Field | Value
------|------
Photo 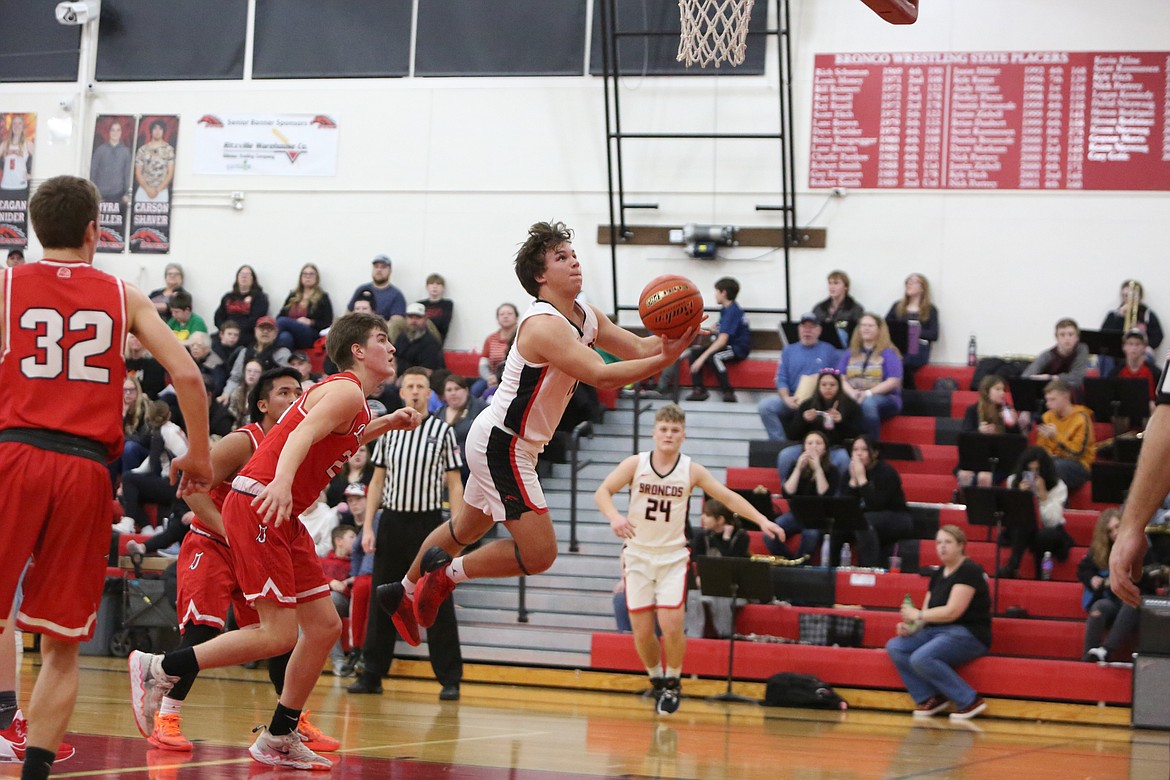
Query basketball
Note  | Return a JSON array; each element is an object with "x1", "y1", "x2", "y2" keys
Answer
[{"x1": 638, "y1": 274, "x2": 703, "y2": 340}]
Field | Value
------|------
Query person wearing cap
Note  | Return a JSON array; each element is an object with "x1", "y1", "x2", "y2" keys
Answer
[
  {"x1": 219, "y1": 315, "x2": 291, "y2": 404},
  {"x1": 392, "y1": 302, "x2": 445, "y2": 374},
  {"x1": 348, "y1": 255, "x2": 406, "y2": 323},
  {"x1": 757, "y1": 313, "x2": 842, "y2": 440},
  {"x1": 1112, "y1": 328, "x2": 1158, "y2": 415},
  {"x1": 288, "y1": 350, "x2": 322, "y2": 389},
  {"x1": 5, "y1": 248, "x2": 24, "y2": 267}
]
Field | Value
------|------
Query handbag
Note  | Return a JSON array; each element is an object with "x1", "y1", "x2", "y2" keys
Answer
[{"x1": 798, "y1": 613, "x2": 864, "y2": 648}]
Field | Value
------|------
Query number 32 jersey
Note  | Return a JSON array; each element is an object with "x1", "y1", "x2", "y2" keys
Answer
[
  {"x1": 625, "y1": 451, "x2": 694, "y2": 552},
  {"x1": 1, "y1": 261, "x2": 128, "y2": 457}
]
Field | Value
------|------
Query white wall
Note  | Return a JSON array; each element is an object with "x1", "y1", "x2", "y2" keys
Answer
[{"x1": 6, "y1": 0, "x2": 1169, "y2": 362}]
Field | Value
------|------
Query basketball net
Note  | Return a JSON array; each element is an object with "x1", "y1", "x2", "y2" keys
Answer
[{"x1": 676, "y1": 0, "x2": 756, "y2": 68}]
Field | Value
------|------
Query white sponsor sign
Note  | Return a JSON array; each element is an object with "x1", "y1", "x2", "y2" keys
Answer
[{"x1": 192, "y1": 113, "x2": 339, "y2": 176}]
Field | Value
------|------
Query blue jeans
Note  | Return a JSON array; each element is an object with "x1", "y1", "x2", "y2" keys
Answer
[
  {"x1": 777, "y1": 445, "x2": 850, "y2": 485},
  {"x1": 770, "y1": 511, "x2": 820, "y2": 559},
  {"x1": 275, "y1": 317, "x2": 320, "y2": 349},
  {"x1": 860, "y1": 393, "x2": 901, "y2": 441},
  {"x1": 885, "y1": 624, "x2": 988, "y2": 708},
  {"x1": 758, "y1": 395, "x2": 797, "y2": 441},
  {"x1": 1054, "y1": 458, "x2": 1089, "y2": 492}
]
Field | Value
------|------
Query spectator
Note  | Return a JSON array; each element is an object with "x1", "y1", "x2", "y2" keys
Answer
[
  {"x1": 840, "y1": 436, "x2": 913, "y2": 568},
  {"x1": 438, "y1": 374, "x2": 488, "y2": 485},
  {"x1": 812, "y1": 269, "x2": 865, "y2": 347},
  {"x1": 886, "y1": 525, "x2": 991, "y2": 721},
  {"x1": 758, "y1": 313, "x2": 841, "y2": 439},
  {"x1": 276, "y1": 262, "x2": 333, "y2": 350},
  {"x1": 1079, "y1": 508, "x2": 1146, "y2": 662},
  {"x1": 1036, "y1": 378, "x2": 1095, "y2": 492},
  {"x1": 117, "y1": 374, "x2": 152, "y2": 477},
  {"x1": 473, "y1": 303, "x2": 518, "y2": 398},
  {"x1": 166, "y1": 290, "x2": 207, "y2": 343},
  {"x1": 120, "y1": 401, "x2": 189, "y2": 531},
  {"x1": 685, "y1": 499, "x2": 751, "y2": 639},
  {"x1": 288, "y1": 350, "x2": 321, "y2": 391},
  {"x1": 839, "y1": 312, "x2": 904, "y2": 441},
  {"x1": 214, "y1": 264, "x2": 269, "y2": 347},
  {"x1": 148, "y1": 262, "x2": 187, "y2": 318},
  {"x1": 6, "y1": 247, "x2": 25, "y2": 267},
  {"x1": 186, "y1": 332, "x2": 226, "y2": 398},
  {"x1": 1022, "y1": 318, "x2": 1089, "y2": 389},
  {"x1": 325, "y1": 444, "x2": 375, "y2": 519},
  {"x1": 957, "y1": 375, "x2": 1020, "y2": 487},
  {"x1": 777, "y1": 368, "x2": 860, "y2": 478},
  {"x1": 351, "y1": 289, "x2": 376, "y2": 315},
  {"x1": 346, "y1": 501, "x2": 377, "y2": 667},
  {"x1": 348, "y1": 254, "x2": 405, "y2": 324},
  {"x1": 211, "y1": 319, "x2": 242, "y2": 366},
  {"x1": 420, "y1": 272, "x2": 454, "y2": 343},
  {"x1": 769, "y1": 430, "x2": 840, "y2": 560},
  {"x1": 1102, "y1": 279, "x2": 1162, "y2": 350},
  {"x1": 885, "y1": 273, "x2": 939, "y2": 390},
  {"x1": 674, "y1": 277, "x2": 751, "y2": 403},
  {"x1": 999, "y1": 446, "x2": 1073, "y2": 579},
  {"x1": 226, "y1": 358, "x2": 263, "y2": 427},
  {"x1": 299, "y1": 491, "x2": 341, "y2": 558},
  {"x1": 321, "y1": 526, "x2": 357, "y2": 677},
  {"x1": 220, "y1": 316, "x2": 291, "y2": 402},
  {"x1": 1112, "y1": 328, "x2": 1158, "y2": 410},
  {"x1": 125, "y1": 331, "x2": 167, "y2": 399},
  {"x1": 393, "y1": 303, "x2": 446, "y2": 373}
]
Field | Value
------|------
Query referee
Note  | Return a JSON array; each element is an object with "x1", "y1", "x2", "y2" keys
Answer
[{"x1": 347, "y1": 367, "x2": 465, "y2": 699}]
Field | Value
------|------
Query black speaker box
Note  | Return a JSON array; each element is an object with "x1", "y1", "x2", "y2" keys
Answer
[
  {"x1": 1138, "y1": 596, "x2": 1170, "y2": 655},
  {"x1": 1132, "y1": 654, "x2": 1170, "y2": 729}
]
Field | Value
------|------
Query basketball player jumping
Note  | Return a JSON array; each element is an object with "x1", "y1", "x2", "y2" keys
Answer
[
  {"x1": 596, "y1": 402, "x2": 783, "y2": 714},
  {"x1": 378, "y1": 220, "x2": 696, "y2": 646},
  {"x1": 0, "y1": 175, "x2": 212, "y2": 780},
  {"x1": 129, "y1": 312, "x2": 420, "y2": 771}
]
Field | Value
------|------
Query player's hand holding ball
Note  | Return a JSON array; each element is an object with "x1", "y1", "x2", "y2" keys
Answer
[{"x1": 639, "y1": 274, "x2": 704, "y2": 361}]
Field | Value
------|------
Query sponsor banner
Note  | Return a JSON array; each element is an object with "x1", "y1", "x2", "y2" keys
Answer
[
  {"x1": 90, "y1": 114, "x2": 135, "y2": 253},
  {"x1": 192, "y1": 113, "x2": 339, "y2": 176},
  {"x1": 130, "y1": 115, "x2": 179, "y2": 254},
  {"x1": 0, "y1": 112, "x2": 36, "y2": 251}
]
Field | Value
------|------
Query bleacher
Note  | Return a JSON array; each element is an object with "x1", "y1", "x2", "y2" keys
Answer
[{"x1": 587, "y1": 361, "x2": 1137, "y2": 716}]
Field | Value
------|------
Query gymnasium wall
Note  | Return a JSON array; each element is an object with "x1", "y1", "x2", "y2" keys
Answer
[{"x1": 4, "y1": 0, "x2": 1168, "y2": 362}]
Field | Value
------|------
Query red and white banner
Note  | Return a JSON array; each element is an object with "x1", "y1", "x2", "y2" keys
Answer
[
  {"x1": 129, "y1": 115, "x2": 179, "y2": 253},
  {"x1": 810, "y1": 51, "x2": 1170, "y2": 191},
  {"x1": 0, "y1": 112, "x2": 36, "y2": 250}
]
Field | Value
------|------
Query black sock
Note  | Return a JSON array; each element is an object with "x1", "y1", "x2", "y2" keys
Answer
[
  {"x1": 160, "y1": 646, "x2": 200, "y2": 678},
  {"x1": 268, "y1": 650, "x2": 292, "y2": 697},
  {"x1": 0, "y1": 689, "x2": 17, "y2": 730},
  {"x1": 21, "y1": 747, "x2": 54, "y2": 780},
  {"x1": 167, "y1": 624, "x2": 219, "y2": 700},
  {"x1": 269, "y1": 703, "x2": 300, "y2": 737}
]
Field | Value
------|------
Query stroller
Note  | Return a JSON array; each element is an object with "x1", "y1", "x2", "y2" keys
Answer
[{"x1": 108, "y1": 550, "x2": 179, "y2": 657}]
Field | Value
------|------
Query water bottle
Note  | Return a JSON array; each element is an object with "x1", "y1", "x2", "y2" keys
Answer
[
  {"x1": 840, "y1": 542, "x2": 852, "y2": 569},
  {"x1": 902, "y1": 593, "x2": 922, "y2": 634},
  {"x1": 820, "y1": 533, "x2": 831, "y2": 567},
  {"x1": 1041, "y1": 551, "x2": 1054, "y2": 581},
  {"x1": 967, "y1": 334, "x2": 978, "y2": 367}
]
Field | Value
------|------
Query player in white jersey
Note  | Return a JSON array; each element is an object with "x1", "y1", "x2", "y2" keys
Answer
[
  {"x1": 595, "y1": 403, "x2": 784, "y2": 714},
  {"x1": 379, "y1": 221, "x2": 696, "y2": 644}
]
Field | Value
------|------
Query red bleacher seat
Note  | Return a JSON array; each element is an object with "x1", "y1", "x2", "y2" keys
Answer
[
  {"x1": 916, "y1": 365, "x2": 975, "y2": 390},
  {"x1": 898, "y1": 473, "x2": 957, "y2": 503},
  {"x1": 833, "y1": 569, "x2": 1085, "y2": 619},
  {"x1": 949, "y1": 390, "x2": 980, "y2": 418},
  {"x1": 938, "y1": 506, "x2": 1100, "y2": 547},
  {"x1": 917, "y1": 539, "x2": 1084, "y2": 581},
  {"x1": 724, "y1": 360, "x2": 777, "y2": 391},
  {"x1": 880, "y1": 416, "x2": 936, "y2": 445},
  {"x1": 444, "y1": 351, "x2": 481, "y2": 379}
]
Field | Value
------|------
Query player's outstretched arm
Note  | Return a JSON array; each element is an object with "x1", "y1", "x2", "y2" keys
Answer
[
  {"x1": 595, "y1": 455, "x2": 639, "y2": 539},
  {"x1": 181, "y1": 429, "x2": 257, "y2": 538},
  {"x1": 254, "y1": 380, "x2": 365, "y2": 528},
  {"x1": 126, "y1": 283, "x2": 211, "y2": 495},
  {"x1": 527, "y1": 314, "x2": 695, "y2": 390},
  {"x1": 358, "y1": 406, "x2": 422, "y2": 445},
  {"x1": 1111, "y1": 404, "x2": 1170, "y2": 605},
  {"x1": 692, "y1": 463, "x2": 786, "y2": 542}
]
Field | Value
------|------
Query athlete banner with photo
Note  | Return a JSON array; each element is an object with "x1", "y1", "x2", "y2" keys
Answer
[
  {"x1": 0, "y1": 112, "x2": 36, "y2": 251},
  {"x1": 192, "y1": 113, "x2": 339, "y2": 176},
  {"x1": 90, "y1": 114, "x2": 135, "y2": 253},
  {"x1": 129, "y1": 115, "x2": 178, "y2": 253}
]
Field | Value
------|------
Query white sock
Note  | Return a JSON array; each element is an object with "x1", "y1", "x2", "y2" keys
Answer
[
  {"x1": 647, "y1": 664, "x2": 664, "y2": 679},
  {"x1": 665, "y1": 666, "x2": 681, "y2": 680},
  {"x1": 402, "y1": 576, "x2": 416, "y2": 598},
  {"x1": 159, "y1": 697, "x2": 182, "y2": 717},
  {"x1": 446, "y1": 556, "x2": 469, "y2": 584}
]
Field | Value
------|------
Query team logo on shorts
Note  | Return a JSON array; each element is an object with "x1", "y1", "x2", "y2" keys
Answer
[
  {"x1": 189, "y1": 551, "x2": 204, "y2": 570},
  {"x1": 256, "y1": 524, "x2": 268, "y2": 544}
]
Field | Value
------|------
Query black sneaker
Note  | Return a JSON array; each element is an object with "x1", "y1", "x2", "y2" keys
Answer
[
  {"x1": 685, "y1": 389, "x2": 710, "y2": 402},
  {"x1": 722, "y1": 391, "x2": 737, "y2": 403},
  {"x1": 656, "y1": 677, "x2": 681, "y2": 715},
  {"x1": 346, "y1": 674, "x2": 383, "y2": 695}
]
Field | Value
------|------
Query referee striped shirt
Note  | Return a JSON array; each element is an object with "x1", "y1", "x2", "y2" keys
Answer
[{"x1": 371, "y1": 414, "x2": 462, "y2": 512}]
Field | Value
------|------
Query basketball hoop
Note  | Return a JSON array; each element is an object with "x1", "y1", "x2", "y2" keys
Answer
[{"x1": 676, "y1": 0, "x2": 756, "y2": 69}]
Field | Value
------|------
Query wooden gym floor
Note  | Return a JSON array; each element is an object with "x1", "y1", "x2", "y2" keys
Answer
[{"x1": 6, "y1": 655, "x2": 1169, "y2": 779}]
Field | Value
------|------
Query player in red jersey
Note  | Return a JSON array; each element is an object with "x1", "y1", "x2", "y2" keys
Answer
[
  {"x1": 0, "y1": 175, "x2": 212, "y2": 780},
  {"x1": 139, "y1": 366, "x2": 337, "y2": 753},
  {"x1": 129, "y1": 312, "x2": 419, "y2": 771}
]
